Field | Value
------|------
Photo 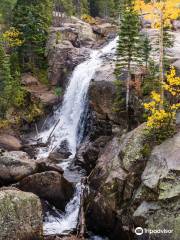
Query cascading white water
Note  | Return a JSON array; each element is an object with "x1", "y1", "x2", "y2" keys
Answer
[{"x1": 38, "y1": 37, "x2": 118, "y2": 237}]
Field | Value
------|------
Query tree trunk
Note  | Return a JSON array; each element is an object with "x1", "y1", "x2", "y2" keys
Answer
[
  {"x1": 159, "y1": 7, "x2": 165, "y2": 108},
  {"x1": 126, "y1": 62, "x2": 131, "y2": 113}
]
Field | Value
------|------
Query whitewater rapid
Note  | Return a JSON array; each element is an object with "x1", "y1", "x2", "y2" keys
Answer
[{"x1": 37, "y1": 37, "x2": 118, "y2": 236}]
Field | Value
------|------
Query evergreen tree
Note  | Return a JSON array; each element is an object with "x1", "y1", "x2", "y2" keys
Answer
[
  {"x1": 13, "y1": 0, "x2": 53, "y2": 72},
  {"x1": 0, "y1": 0, "x2": 17, "y2": 25},
  {"x1": 54, "y1": 0, "x2": 75, "y2": 16},
  {"x1": 0, "y1": 43, "x2": 12, "y2": 117},
  {"x1": 97, "y1": 0, "x2": 115, "y2": 18},
  {"x1": 141, "y1": 34, "x2": 151, "y2": 70},
  {"x1": 116, "y1": 1, "x2": 142, "y2": 113},
  {"x1": 89, "y1": 0, "x2": 116, "y2": 18},
  {"x1": 0, "y1": 42, "x2": 25, "y2": 118}
]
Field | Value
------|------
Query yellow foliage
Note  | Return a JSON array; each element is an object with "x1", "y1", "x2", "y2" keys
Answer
[
  {"x1": 144, "y1": 66, "x2": 180, "y2": 131},
  {"x1": 81, "y1": 14, "x2": 96, "y2": 24},
  {"x1": 0, "y1": 119, "x2": 10, "y2": 129},
  {"x1": 164, "y1": 66, "x2": 180, "y2": 96},
  {"x1": 135, "y1": 0, "x2": 180, "y2": 28},
  {"x1": 2, "y1": 27, "x2": 23, "y2": 47}
]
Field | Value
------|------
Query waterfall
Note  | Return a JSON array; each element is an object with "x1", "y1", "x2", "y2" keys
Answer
[{"x1": 37, "y1": 37, "x2": 118, "y2": 236}]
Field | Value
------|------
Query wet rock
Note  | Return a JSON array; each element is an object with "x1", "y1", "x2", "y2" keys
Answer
[
  {"x1": 0, "y1": 134, "x2": 22, "y2": 151},
  {"x1": 89, "y1": 115, "x2": 112, "y2": 141},
  {"x1": 48, "y1": 151, "x2": 69, "y2": 163},
  {"x1": 17, "y1": 171, "x2": 74, "y2": 211},
  {"x1": 36, "y1": 160, "x2": 64, "y2": 174},
  {"x1": 57, "y1": 140, "x2": 72, "y2": 158},
  {"x1": 0, "y1": 188, "x2": 43, "y2": 240},
  {"x1": 45, "y1": 235, "x2": 80, "y2": 240},
  {"x1": 0, "y1": 151, "x2": 37, "y2": 184},
  {"x1": 77, "y1": 136, "x2": 111, "y2": 173},
  {"x1": 85, "y1": 193, "x2": 126, "y2": 239}
]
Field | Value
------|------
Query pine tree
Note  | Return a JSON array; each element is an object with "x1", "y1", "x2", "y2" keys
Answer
[
  {"x1": 89, "y1": 0, "x2": 116, "y2": 18},
  {"x1": 97, "y1": 0, "x2": 115, "y2": 18},
  {"x1": 141, "y1": 34, "x2": 151, "y2": 70},
  {"x1": 116, "y1": 1, "x2": 142, "y2": 113},
  {"x1": 0, "y1": 0, "x2": 17, "y2": 25},
  {"x1": 54, "y1": 0, "x2": 75, "y2": 16},
  {"x1": 13, "y1": 0, "x2": 53, "y2": 72}
]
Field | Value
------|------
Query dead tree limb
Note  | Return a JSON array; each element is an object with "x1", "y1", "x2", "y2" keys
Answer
[{"x1": 76, "y1": 177, "x2": 88, "y2": 239}]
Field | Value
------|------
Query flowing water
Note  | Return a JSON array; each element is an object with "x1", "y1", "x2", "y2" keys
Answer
[{"x1": 36, "y1": 37, "x2": 118, "y2": 237}]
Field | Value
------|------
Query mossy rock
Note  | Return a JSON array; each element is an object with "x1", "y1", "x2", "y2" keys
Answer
[{"x1": 0, "y1": 189, "x2": 43, "y2": 240}]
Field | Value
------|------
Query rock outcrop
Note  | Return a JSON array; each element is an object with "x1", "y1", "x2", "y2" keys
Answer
[
  {"x1": 47, "y1": 16, "x2": 117, "y2": 88},
  {"x1": 89, "y1": 62, "x2": 118, "y2": 122},
  {"x1": 22, "y1": 74, "x2": 58, "y2": 108},
  {"x1": 0, "y1": 188, "x2": 43, "y2": 240},
  {"x1": 85, "y1": 126, "x2": 180, "y2": 240}
]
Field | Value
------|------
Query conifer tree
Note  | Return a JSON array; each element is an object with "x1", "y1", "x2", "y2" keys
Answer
[
  {"x1": 116, "y1": 0, "x2": 142, "y2": 113},
  {"x1": 141, "y1": 34, "x2": 151, "y2": 70},
  {"x1": 13, "y1": 0, "x2": 53, "y2": 72},
  {"x1": 54, "y1": 0, "x2": 75, "y2": 16}
]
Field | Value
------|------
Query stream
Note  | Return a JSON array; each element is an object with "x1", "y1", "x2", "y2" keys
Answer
[{"x1": 35, "y1": 37, "x2": 118, "y2": 238}]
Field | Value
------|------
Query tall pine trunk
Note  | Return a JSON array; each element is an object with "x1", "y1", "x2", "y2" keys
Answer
[
  {"x1": 126, "y1": 61, "x2": 131, "y2": 112},
  {"x1": 159, "y1": 7, "x2": 164, "y2": 108}
]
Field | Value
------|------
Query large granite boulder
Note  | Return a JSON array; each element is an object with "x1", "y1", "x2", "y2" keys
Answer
[
  {"x1": 65, "y1": 16, "x2": 97, "y2": 46},
  {"x1": 142, "y1": 132, "x2": 180, "y2": 197},
  {"x1": 0, "y1": 188, "x2": 43, "y2": 240},
  {"x1": 0, "y1": 151, "x2": 37, "y2": 184},
  {"x1": 17, "y1": 171, "x2": 74, "y2": 211},
  {"x1": 0, "y1": 134, "x2": 22, "y2": 151},
  {"x1": 0, "y1": 150, "x2": 65, "y2": 185}
]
